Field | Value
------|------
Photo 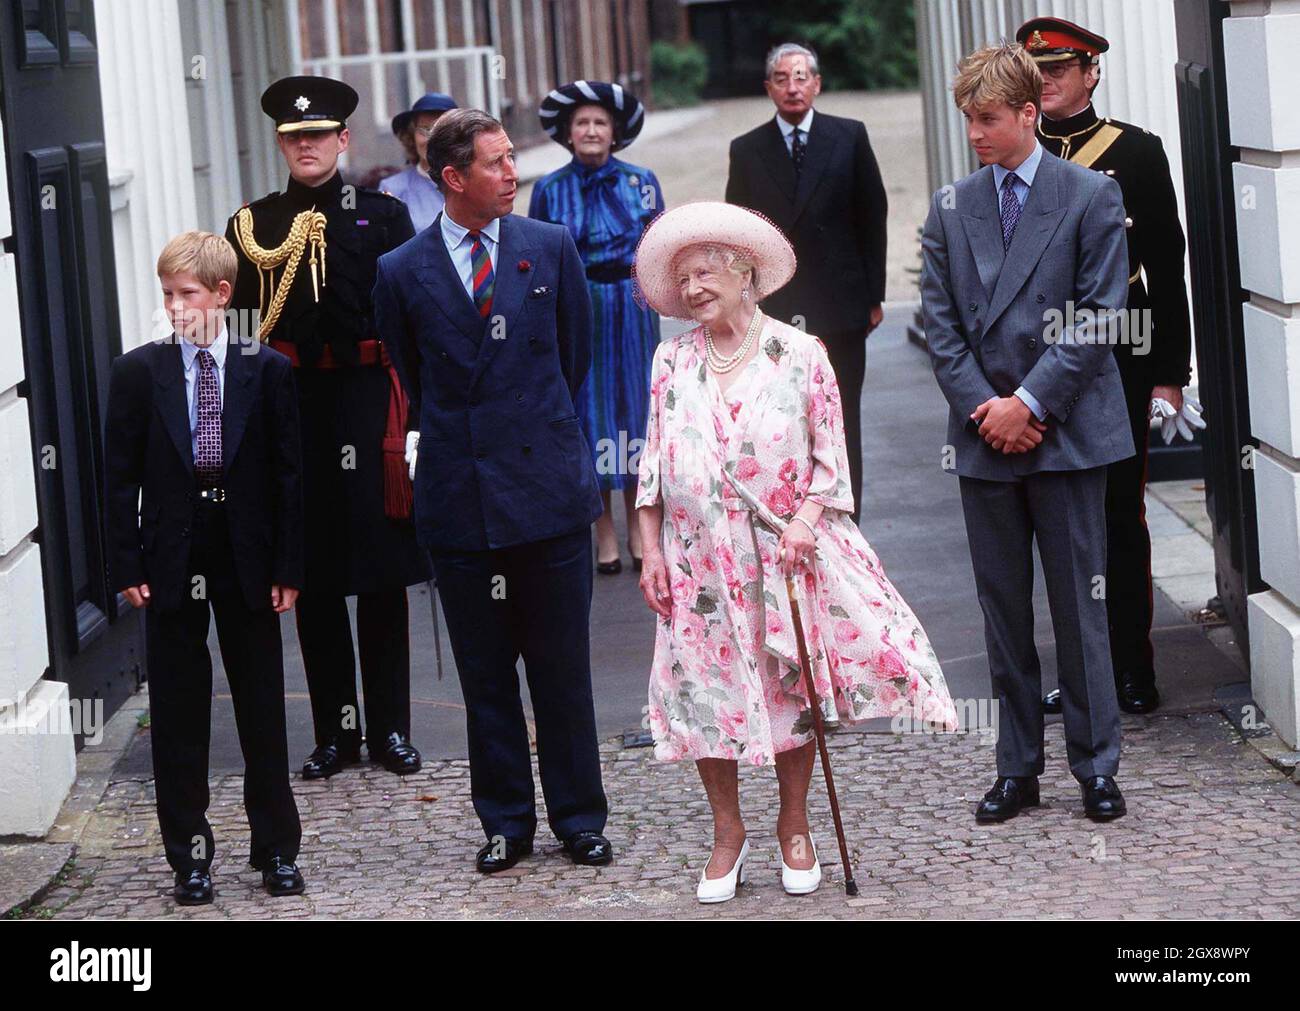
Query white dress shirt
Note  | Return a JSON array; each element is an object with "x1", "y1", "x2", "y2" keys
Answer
[
  {"x1": 775, "y1": 108, "x2": 815, "y2": 156},
  {"x1": 179, "y1": 327, "x2": 228, "y2": 460},
  {"x1": 440, "y1": 209, "x2": 500, "y2": 303}
]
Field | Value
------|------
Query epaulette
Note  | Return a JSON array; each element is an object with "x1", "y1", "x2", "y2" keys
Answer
[{"x1": 1103, "y1": 116, "x2": 1151, "y2": 137}]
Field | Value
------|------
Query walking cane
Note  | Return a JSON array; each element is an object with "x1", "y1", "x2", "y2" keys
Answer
[
  {"x1": 723, "y1": 467, "x2": 859, "y2": 895},
  {"x1": 782, "y1": 561, "x2": 859, "y2": 897}
]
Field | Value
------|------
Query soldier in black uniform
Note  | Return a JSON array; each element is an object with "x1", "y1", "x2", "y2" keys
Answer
[
  {"x1": 1016, "y1": 19, "x2": 1194, "y2": 715},
  {"x1": 225, "y1": 76, "x2": 430, "y2": 777}
]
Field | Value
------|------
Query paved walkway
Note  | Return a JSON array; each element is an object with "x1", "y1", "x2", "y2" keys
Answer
[{"x1": 31, "y1": 711, "x2": 1300, "y2": 919}]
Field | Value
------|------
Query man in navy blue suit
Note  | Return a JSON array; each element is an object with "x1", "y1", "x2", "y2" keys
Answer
[{"x1": 374, "y1": 108, "x2": 612, "y2": 873}]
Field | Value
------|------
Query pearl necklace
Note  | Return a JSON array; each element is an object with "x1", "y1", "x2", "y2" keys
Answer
[{"x1": 705, "y1": 307, "x2": 763, "y2": 374}]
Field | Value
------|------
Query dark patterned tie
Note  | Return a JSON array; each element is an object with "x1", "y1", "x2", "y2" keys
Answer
[
  {"x1": 468, "y1": 230, "x2": 495, "y2": 318},
  {"x1": 791, "y1": 127, "x2": 806, "y2": 179},
  {"x1": 194, "y1": 349, "x2": 222, "y2": 485},
  {"x1": 1000, "y1": 173, "x2": 1022, "y2": 250}
]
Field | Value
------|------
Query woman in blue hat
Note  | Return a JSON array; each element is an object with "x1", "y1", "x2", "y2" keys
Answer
[
  {"x1": 529, "y1": 81, "x2": 664, "y2": 574},
  {"x1": 381, "y1": 93, "x2": 458, "y2": 231}
]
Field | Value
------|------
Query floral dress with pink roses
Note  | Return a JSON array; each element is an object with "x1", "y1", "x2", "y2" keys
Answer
[{"x1": 636, "y1": 316, "x2": 959, "y2": 766}]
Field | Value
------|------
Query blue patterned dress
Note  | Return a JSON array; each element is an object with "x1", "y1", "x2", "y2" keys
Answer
[{"x1": 529, "y1": 156, "x2": 664, "y2": 491}]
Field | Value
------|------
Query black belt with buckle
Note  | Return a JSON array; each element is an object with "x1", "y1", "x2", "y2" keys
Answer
[{"x1": 197, "y1": 487, "x2": 226, "y2": 503}]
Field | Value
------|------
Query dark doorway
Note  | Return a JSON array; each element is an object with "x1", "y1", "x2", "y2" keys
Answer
[
  {"x1": 1173, "y1": 0, "x2": 1262, "y2": 648},
  {"x1": 0, "y1": 0, "x2": 144, "y2": 743}
]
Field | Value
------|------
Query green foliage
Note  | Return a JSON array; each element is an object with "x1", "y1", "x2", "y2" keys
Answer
[
  {"x1": 764, "y1": 0, "x2": 918, "y2": 91},
  {"x1": 651, "y1": 39, "x2": 709, "y2": 108}
]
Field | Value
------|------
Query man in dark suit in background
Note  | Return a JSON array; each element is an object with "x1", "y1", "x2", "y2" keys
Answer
[
  {"x1": 725, "y1": 42, "x2": 889, "y2": 523},
  {"x1": 374, "y1": 108, "x2": 612, "y2": 874}
]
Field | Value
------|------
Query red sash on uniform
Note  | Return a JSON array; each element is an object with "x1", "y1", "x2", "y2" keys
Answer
[{"x1": 269, "y1": 338, "x2": 413, "y2": 521}]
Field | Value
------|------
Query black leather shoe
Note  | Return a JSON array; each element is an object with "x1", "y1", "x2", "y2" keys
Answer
[
  {"x1": 374, "y1": 732, "x2": 422, "y2": 775},
  {"x1": 596, "y1": 557, "x2": 622, "y2": 575},
  {"x1": 1082, "y1": 776, "x2": 1127, "y2": 820},
  {"x1": 173, "y1": 868, "x2": 213, "y2": 906},
  {"x1": 476, "y1": 837, "x2": 533, "y2": 873},
  {"x1": 1116, "y1": 672, "x2": 1160, "y2": 714},
  {"x1": 261, "y1": 855, "x2": 306, "y2": 896},
  {"x1": 563, "y1": 831, "x2": 613, "y2": 866},
  {"x1": 975, "y1": 776, "x2": 1040, "y2": 823},
  {"x1": 1042, "y1": 688, "x2": 1062, "y2": 714},
  {"x1": 302, "y1": 739, "x2": 360, "y2": 780}
]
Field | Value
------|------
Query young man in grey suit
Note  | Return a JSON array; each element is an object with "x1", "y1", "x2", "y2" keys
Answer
[{"x1": 920, "y1": 43, "x2": 1134, "y2": 822}]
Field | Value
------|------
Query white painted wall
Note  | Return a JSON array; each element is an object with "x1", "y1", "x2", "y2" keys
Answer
[{"x1": 1229, "y1": 1, "x2": 1300, "y2": 748}]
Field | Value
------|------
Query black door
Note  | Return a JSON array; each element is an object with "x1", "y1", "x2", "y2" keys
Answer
[
  {"x1": 0, "y1": 0, "x2": 143, "y2": 740},
  {"x1": 1173, "y1": 0, "x2": 1262, "y2": 648}
]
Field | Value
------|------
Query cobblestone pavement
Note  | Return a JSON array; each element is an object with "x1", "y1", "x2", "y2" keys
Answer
[{"x1": 30, "y1": 711, "x2": 1300, "y2": 920}]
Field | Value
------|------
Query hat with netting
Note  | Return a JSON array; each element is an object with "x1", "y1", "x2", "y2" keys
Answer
[{"x1": 632, "y1": 201, "x2": 797, "y2": 320}]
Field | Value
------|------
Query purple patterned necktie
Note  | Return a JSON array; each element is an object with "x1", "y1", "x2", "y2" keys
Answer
[
  {"x1": 194, "y1": 348, "x2": 222, "y2": 485},
  {"x1": 791, "y1": 127, "x2": 806, "y2": 178},
  {"x1": 1000, "y1": 173, "x2": 1022, "y2": 250}
]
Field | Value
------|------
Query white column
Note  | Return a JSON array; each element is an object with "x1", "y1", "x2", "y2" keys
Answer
[
  {"x1": 0, "y1": 103, "x2": 74, "y2": 837},
  {"x1": 95, "y1": 0, "x2": 199, "y2": 350},
  {"x1": 1226, "y1": 2, "x2": 1300, "y2": 748}
]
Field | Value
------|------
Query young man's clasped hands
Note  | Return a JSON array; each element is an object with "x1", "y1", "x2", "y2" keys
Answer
[{"x1": 971, "y1": 394, "x2": 1049, "y2": 453}]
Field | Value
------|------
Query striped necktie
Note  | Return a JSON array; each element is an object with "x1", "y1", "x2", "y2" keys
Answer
[{"x1": 468, "y1": 229, "x2": 495, "y2": 318}]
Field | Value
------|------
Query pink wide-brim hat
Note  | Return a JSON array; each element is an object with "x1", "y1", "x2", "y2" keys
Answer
[{"x1": 632, "y1": 201, "x2": 797, "y2": 320}]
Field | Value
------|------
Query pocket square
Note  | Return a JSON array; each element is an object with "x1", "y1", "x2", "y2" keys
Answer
[{"x1": 529, "y1": 285, "x2": 552, "y2": 298}]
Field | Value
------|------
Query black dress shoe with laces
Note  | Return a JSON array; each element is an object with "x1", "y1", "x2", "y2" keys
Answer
[
  {"x1": 373, "y1": 731, "x2": 422, "y2": 775},
  {"x1": 563, "y1": 831, "x2": 613, "y2": 866},
  {"x1": 173, "y1": 868, "x2": 213, "y2": 906},
  {"x1": 261, "y1": 855, "x2": 306, "y2": 896},
  {"x1": 302, "y1": 739, "x2": 360, "y2": 780},
  {"x1": 975, "y1": 776, "x2": 1040, "y2": 823},
  {"x1": 476, "y1": 837, "x2": 533, "y2": 873},
  {"x1": 1116, "y1": 672, "x2": 1160, "y2": 714},
  {"x1": 1042, "y1": 688, "x2": 1062, "y2": 714},
  {"x1": 1081, "y1": 776, "x2": 1127, "y2": 820}
]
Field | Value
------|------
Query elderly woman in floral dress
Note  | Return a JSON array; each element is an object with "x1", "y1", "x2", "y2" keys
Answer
[{"x1": 633, "y1": 202, "x2": 958, "y2": 903}]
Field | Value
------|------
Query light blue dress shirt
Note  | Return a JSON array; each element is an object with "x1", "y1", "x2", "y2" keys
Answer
[
  {"x1": 380, "y1": 163, "x2": 445, "y2": 233},
  {"x1": 439, "y1": 210, "x2": 500, "y2": 304},
  {"x1": 775, "y1": 108, "x2": 815, "y2": 156},
  {"x1": 991, "y1": 141, "x2": 1048, "y2": 422},
  {"x1": 178, "y1": 328, "x2": 228, "y2": 460}
]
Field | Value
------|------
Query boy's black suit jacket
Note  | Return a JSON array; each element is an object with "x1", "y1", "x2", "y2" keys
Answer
[{"x1": 104, "y1": 330, "x2": 304, "y2": 612}]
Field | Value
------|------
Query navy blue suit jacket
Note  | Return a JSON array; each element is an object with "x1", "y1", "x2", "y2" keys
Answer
[{"x1": 374, "y1": 212, "x2": 602, "y2": 551}]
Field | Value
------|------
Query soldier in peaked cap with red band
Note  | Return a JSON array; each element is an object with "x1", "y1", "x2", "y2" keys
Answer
[
  {"x1": 1017, "y1": 18, "x2": 1194, "y2": 717},
  {"x1": 225, "y1": 75, "x2": 431, "y2": 781}
]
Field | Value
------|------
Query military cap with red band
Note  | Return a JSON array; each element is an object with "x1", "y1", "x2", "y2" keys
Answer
[{"x1": 1016, "y1": 17, "x2": 1109, "y2": 63}]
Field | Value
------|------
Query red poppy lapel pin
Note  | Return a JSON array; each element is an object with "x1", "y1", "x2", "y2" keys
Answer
[{"x1": 518, "y1": 259, "x2": 531, "y2": 272}]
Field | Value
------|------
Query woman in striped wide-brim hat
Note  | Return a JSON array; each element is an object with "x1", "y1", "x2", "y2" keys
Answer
[{"x1": 530, "y1": 81, "x2": 664, "y2": 576}]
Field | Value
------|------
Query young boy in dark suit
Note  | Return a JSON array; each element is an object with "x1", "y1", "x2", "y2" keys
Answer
[{"x1": 105, "y1": 231, "x2": 307, "y2": 905}]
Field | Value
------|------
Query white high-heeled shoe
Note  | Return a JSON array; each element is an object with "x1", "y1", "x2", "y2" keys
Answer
[
  {"x1": 781, "y1": 834, "x2": 821, "y2": 895},
  {"x1": 697, "y1": 839, "x2": 749, "y2": 904}
]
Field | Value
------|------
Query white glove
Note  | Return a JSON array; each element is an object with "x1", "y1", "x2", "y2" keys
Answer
[
  {"x1": 404, "y1": 430, "x2": 419, "y2": 482},
  {"x1": 1150, "y1": 396, "x2": 1205, "y2": 445}
]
